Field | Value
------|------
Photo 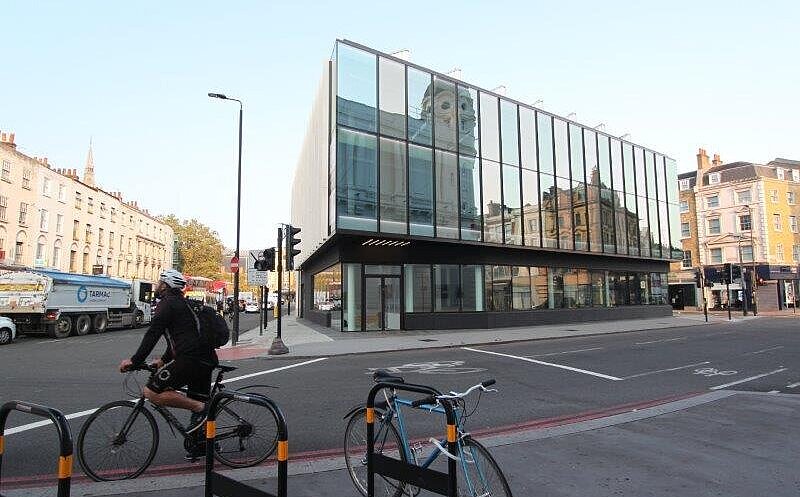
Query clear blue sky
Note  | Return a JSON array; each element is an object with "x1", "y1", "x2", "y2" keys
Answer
[{"x1": 3, "y1": 1, "x2": 797, "y2": 248}]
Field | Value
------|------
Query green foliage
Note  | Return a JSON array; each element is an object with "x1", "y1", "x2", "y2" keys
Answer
[{"x1": 159, "y1": 215, "x2": 223, "y2": 280}]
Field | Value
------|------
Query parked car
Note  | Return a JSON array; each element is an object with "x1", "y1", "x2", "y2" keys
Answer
[
  {"x1": 244, "y1": 302, "x2": 259, "y2": 313},
  {"x1": 0, "y1": 316, "x2": 17, "y2": 345}
]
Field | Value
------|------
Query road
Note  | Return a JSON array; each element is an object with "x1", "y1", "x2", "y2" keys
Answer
[{"x1": 0, "y1": 316, "x2": 797, "y2": 487}]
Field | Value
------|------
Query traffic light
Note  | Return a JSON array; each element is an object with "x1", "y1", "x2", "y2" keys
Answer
[
  {"x1": 285, "y1": 225, "x2": 301, "y2": 270},
  {"x1": 255, "y1": 248, "x2": 275, "y2": 271},
  {"x1": 731, "y1": 265, "x2": 742, "y2": 282},
  {"x1": 722, "y1": 263, "x2": 732, "y2": 284},
  {"x1": 694, "y1": 269, "x2": 702, "y2": 288}
]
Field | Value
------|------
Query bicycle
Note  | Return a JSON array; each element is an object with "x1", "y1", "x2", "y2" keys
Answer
[
  {"x1": 343, "y1": 370, "x2": 512, "y2": 497},
  {"x1": 77, "y1": 363, "x2": 279, "y2": 481}
]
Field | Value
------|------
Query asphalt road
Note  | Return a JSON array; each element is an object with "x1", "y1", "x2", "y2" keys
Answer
[{"x1": 1, "y1": 316, "x2": 797, "y2": 486}]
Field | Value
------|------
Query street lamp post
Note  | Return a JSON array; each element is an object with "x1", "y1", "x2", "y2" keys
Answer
[
  {"x1": 744, "y1": 205, "x2": 758, "y2": 316},
  {"x1": 208, "y1": 92, "x2": 243, "y2": 345}
]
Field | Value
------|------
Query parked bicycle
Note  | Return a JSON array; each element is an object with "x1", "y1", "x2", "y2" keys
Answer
[
  {"x1": 344, "y1": 370, "x2": 512, "y2": 497},
  {"x1": 77, "y1": 363, "x2": 279, "y2": 481}
]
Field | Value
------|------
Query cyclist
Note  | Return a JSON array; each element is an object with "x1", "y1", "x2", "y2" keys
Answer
[{"x1": 118, "y1": 268, "x2": 218, "y2": 458}]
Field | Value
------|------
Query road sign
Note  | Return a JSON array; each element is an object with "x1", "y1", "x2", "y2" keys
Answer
[
  {"x1": 247, "y1": 250, "x2": 264, "y2": 271},
  {"x1": 230, "y1": 256, "x2": 239, "y2": 272},
  {"x1": 247, "y1": 269, "x2": 269, "y2": 286}
]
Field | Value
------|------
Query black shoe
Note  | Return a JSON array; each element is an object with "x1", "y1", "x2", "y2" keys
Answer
[
  {"x1": 187, "y1": 405, "x2": 209, "y2": 433},
  {"x1": 184, "y1": 442, "x2": 207, "y2": 461}
]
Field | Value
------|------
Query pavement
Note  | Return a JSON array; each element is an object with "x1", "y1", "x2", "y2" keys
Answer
[
  {"x1": 5, "y1": 312, "x2": 799, "y2": 496},
  {"x1": 8, "y1": 389, "x2": 798, "y2": 497}
]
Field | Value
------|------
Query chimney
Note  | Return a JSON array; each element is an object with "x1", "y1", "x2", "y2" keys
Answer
[
  {"x1": 696, "y1": 148, "x2": 710, "y2": 170},
  {"x1": 1, "y1": 133, "x2": 6, "y2": 142},
  {"x1": 712, "y1": 153, "x2": 722, "y2": 168}
]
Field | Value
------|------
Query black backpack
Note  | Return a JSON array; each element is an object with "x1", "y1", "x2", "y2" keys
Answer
[{"x1": 186, "y1": 301, "x2": 231, "y2": 348}]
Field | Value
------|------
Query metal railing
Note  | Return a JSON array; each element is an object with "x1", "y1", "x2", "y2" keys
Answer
[{"x1": 0, "y1": 400, "x2": 74, "y2": 497}]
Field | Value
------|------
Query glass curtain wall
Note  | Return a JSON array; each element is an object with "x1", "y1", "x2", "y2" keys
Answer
[{"x1": 332, "y1": 42, "x2": 678, "y2": 261}]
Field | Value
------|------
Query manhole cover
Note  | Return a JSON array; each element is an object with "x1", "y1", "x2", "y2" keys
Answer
[{"x1": 418, "y1": 338, "x2": 438, "y2": 342}]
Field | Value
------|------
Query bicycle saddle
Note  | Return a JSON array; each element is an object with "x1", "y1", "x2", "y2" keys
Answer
[
  {"x1": 215, "y1": 365, "x2": 237, "y2": 373},
  {"x1": 373, "y1": 369, "x2": 404, "y2": 383}
]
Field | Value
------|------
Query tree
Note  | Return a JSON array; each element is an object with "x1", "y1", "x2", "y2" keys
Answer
[{"x1": 160, "y1": 215, "x2": 224, "y2": 280}]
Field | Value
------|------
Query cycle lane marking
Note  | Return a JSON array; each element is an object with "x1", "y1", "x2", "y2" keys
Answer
[
  {"x1": 462, "y1": 347, "x2": 623, "y2": 381},
  {"x1": 742, "y1": 345, "x2": 784, "y2": 355},
  {"x1": 709, "y1": 368, "x2": 788, "y2": 390},
  {"x1": 624, "y1": 361, "x2": 711, "y2": 379},
  {"x1": 3, "y1": 358, "x2": 328, "y2": 435},
  {"x1": 787, "y1": 382, "x2": 800, "y2": 389}
]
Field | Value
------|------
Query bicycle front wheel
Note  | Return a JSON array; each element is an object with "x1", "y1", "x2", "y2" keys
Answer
[
  {"x1": 77, "y1": 400, "x2": 159, "y2": 481},
  {"x1": 458, "y1": 436, "x2": 512, "y2": 497},
  {"x1": 212, "y1": 387, "x2": 280, "y2": 468},
  {"x1": 344, "y1": 408, "x2": 407, "y2": 497}
]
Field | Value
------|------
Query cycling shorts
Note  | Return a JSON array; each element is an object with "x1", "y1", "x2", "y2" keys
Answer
[{"x1": 146, "y1": 357, "x2": 213, "y2": 401}]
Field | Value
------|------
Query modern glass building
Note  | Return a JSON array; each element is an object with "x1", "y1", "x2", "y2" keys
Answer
[{"x1": 291, "y1": 40, "x2": 681, "y2": 332}]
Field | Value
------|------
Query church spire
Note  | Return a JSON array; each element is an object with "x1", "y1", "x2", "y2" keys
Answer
[{"x1": 84, "y1": 138, "x2": 95, "y2": 186}]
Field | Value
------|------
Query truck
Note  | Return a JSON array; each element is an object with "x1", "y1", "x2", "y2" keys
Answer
[{"x1": 0, "y1": 270, "x2": 147, "y2": 339}]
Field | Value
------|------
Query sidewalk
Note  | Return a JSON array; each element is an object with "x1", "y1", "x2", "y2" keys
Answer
[
  {"x1": 217, "y1": 312, "x2": 748, "y2": 361},
  {"x1": 19, "y1": 390, "x2": 797, "y2": 497}
]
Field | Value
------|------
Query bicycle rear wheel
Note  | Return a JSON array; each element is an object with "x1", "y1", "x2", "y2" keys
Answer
[
  {"x1": 457, "y1": 436, "x2": 512, "y2": 497},
  {"x1": 77, "y1": 400, "x2": 159, "y2": 481},
  {"x1": 212, "y1": 387, "x2": 280, "y2": 468},
  {"x1": 344, "y1": 408, "x2": 407, "y2": 497}
]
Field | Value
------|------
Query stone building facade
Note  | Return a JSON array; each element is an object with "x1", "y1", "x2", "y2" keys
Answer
[{"x1": 0, "y1": 131, "x2": 174, "y2": 280}]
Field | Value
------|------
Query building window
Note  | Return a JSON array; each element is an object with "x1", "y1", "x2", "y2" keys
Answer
[
  {"x1": 100, "y1": 202, "x2": 107, "y2": 218},
  {"x1": 774, "y1": 213, "x2": 782, "y2": 231},
  {"x1": 35, "y1": 240, "x2": 45, "y2": 263},
  {"x1": 73, "y1": 221, "x2": 80, "y2": 240},
  {"x1": 404, "y1": 264, "x2": 431, "y2": 312},
  {"x1": 679, "y1": 179, "x2": 690, "y2": 191},
  {"x1": 682, "y1": 250, "x2": 692, "y2": 268},
  {"x1": 75, "y1": 192, "x2": 82, "y2": 209},
  {"x1": 708, "y1": 172, "x2": 720, "y2": 185},
  {"x1": 14, "y1": 242, "x2": 23, "y2": 264},
  {"x1": 435, "y1": 150, "x2": 459, "y2": 239},
  {"x1": 87, "y1": 197, "x2": 94, "y2": 214},
  {"x1": 85, "y1": 224, "x2": 92, "y2": 243},
  {"x1": 788, "y1": 191, "x2": 796, "y2": 205},
  {"x1": 793, "y1": 244, "x2": 800, "y2": 262},
  {"x1": 18, "y1": 202, "x2": 28, "y2": 225},
  {"x1": 791, "y1": 216, "x2": 799, "y2": 233},
  {"x1": 777, "y1": 243, "x2": 784, "y2": 261},
  {"x1": 740, "y1": 245, "x2": 753, "y2": 262},
  {"x1": 58, "y1": 184, "x2": 66, "y2": 202},
  {"x1": 736, "y1": 189, "x2": 751, "y2": 204},
  {"x1": 708, "y1": 218, "x2": 721, "y2": 235},
  {"x1": 98, "y1": 228, "x2": 104, "y2": 246},
  {"x1": 111, "y1": 207, "x2": 116, "y2": 222},
  {"x1": 710, "y1": 248, "x2": 723, "y2": 263},
  {"x1": 336, "y1": 43, "x2": 376, "y2": 133},
  {"x1": 39, "y1": 209, "x2": 48, "y2": 231},
  {"x1": 53, "y1": 245, "x2": 61, "y2": 268},
  {"x1": 461, "y1": 265, "x2": 484, "y2": 311},
  {"x1": 681, "y1": 222, "x2": 690, "y2": 238},
  {"x1": 109, "y1": 231, "x2": 115, "y2": 246},
  {"x1": 434, "y1": 264, "x2": 461, "y2": 312},
  {"x1": 793, "y1": 169, "x2": 800, "y2": 183},
  {"x1": 56, "y1": 214, "x2": 63, "y2": 234},
  {"x1": 776, "y1": 168, "x2": 785, "y2": 180},
  {"x1": 706, "y1": 195, "x2": 719, "y2": 208},
  {"x1": 1, "y1": 160, "x2": 10, "y2": 182},
  {"x1": 0, "y1": 195, "x2": 6, "y2": 221},
  {"x1": 679, "y1": 200, "x2": 689, "y2": 213},
  {"x1": 739, "y1": 214, "x2": 751, "y2": 231},
  {"x1": 336, "y1": 128, "x2": 377, "y2": 231},
  {"x1": 42, "y1": 177, "x2": 52, "y2": 196},
  {"x1": 22, "y1": 169, "x2": 31, "y2": 189},
  {"x1": 770, "y1": 190, "x2": 778, "y2": 203}
]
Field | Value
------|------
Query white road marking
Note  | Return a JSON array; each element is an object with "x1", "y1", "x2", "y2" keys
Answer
[
  {"x1": 786, "y1": 382, "x2": 800, "y2": 389},
  {"x1": 221, "y1": 357, "x2": 328, "y2": 384},
  {"x1": 710, "y1": 368, "x2": 788, "y2": 390},
  {"x1": 4, "y1": 358, "x2": 328, "y2": 436},
  {"x1": 4, "y1": 408, "x2": 98, "y2": 435},
  {"x1": 634, "y1": 337, "x2": 687, "y2": 345},
  {"x1": 463, "y1": 347, "x2": 622, "y2": 381},
  {"x1": 625, "y1": 361, "x2": 711, "y2": 379},
  {"x1": 743, "y1": 346, "x2": 784, "y2": 355},
  {"x1": 768, "y1": 390, "x2": 780, "y2": 394},
  {"x1": 529, "y1": 347, "x2": 604, "y2": 358}
]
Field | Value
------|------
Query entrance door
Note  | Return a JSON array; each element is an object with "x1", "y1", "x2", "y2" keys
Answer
[{"x1": 364, "y1": 276, "x2": 401, "y2": 331}]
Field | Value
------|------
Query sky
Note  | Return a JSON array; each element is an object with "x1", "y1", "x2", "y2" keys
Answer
[{"x1": 2, "y1": 1, "x2": 798, "y2": 249}]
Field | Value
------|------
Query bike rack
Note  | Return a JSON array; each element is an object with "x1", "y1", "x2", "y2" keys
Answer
[
  {"x1": 0, "y1": 400, "x2": 74, "y2": 497},
  {"x1": 205, "y1": 391, "x2": 288, "y2": 497},
  {"x1": 366, "y1": 381, "x2": 459, "y2": 497}
]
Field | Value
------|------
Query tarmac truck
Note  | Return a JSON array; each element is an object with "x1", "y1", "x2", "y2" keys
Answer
[{"x1": 0, "y1": 270, "x2": 147, "y2": 339}]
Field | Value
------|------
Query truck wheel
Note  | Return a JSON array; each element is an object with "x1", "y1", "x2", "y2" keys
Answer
[
  {"x1": 134, "y1": 310, "x2": 144, "y2": 327},
  {"x1": 93, "y1": 314, "x2": 109, "y2": 334},
  {"x1": 0, "y1": 328, "x2": 12, "y2": 345},
  {"x1": 74, "y1": 315, "x2": 92, "y2": 336},
  {"x1": 49, "y1": 317, "x2": 72, "y2": 339}
]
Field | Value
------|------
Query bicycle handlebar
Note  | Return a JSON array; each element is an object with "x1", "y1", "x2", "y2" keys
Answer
[{"x1": 410, "y1": 379, "x2": 496, "y2": 407}]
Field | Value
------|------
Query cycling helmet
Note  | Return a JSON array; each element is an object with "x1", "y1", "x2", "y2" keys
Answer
[{"x1": 159, "y1": 269, "x2": 187, "y2": 289}]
